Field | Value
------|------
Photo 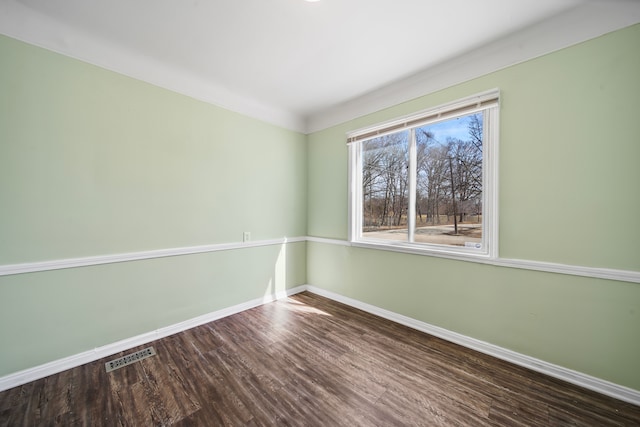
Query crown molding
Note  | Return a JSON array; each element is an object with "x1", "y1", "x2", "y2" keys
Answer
[
  {"x1": 0, "y1": 0, "x2": 306, "y2": 133},
  {"x1": 1, "y1": 1, "x2": 638, "y2": 135},
  {"x1": 304, "y1": 1, "x2": 640, "y2": 133}
]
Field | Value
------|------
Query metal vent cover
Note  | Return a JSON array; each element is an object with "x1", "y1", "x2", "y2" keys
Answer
[{"x1": 105, "y1": 347, "x2": 156, "y2": 372}]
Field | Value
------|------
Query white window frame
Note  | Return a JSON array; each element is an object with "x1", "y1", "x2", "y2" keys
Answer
[{"x1": 347, "y1": 89, "x2": 500, "y2": 260}]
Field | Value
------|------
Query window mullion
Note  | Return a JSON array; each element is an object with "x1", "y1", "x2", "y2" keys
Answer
[
  {"x1": 408, "y1": 129, "x2": 417, "y2": 242},
  {"x1": 350, "y1": 90, "x2": 499, "y2": 259},
  {"x1": 348, "y1": 142, "x2": 360, "y2": 242}
]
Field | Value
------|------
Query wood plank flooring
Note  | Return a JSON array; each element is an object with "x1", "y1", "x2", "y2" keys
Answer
[{"x1": 1, "y1": 291, "x2": 639, "y2": 426}]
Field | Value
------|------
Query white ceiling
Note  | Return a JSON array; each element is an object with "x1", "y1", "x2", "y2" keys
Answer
[{"x1": 1, "y1": 0, "x2": 640, "y2": 133}]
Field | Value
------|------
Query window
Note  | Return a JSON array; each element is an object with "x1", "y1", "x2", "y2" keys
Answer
[{"x1": 348, "y1": 90, "x2": 499, "y2": 259}]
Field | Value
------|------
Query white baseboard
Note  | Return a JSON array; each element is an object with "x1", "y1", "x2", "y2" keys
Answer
[
  {"x1": 2, "y1": 283, "x2": 638, "y2": 407},
  {"x1": 304, "y1": 285, "x2": 640, "y2": 406},
  {"x1": 0, "y1": 285, "x2": 306, "y2": 392}
]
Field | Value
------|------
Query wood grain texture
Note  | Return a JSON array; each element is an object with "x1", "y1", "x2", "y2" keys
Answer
[{"x1": 1, "y1": 291, "x2": 639, "y2": 426}]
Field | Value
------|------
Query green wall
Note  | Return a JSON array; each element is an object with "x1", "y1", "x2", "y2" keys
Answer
[
  {"x1": 0, "y1": 244, "x2": 306, "y2": 374},
  {"x1": 0, "y1": 36, "x2": 307, "y2": 262},
  {"x1": 0, "y1": 35, "x2": 307, "y2": 375},
  {"x1": 307, "y1": 24, "x2": 640, "y2": 390},
  {"x1": 1, "y1": 23, "x2": 639, "y2": 393}
]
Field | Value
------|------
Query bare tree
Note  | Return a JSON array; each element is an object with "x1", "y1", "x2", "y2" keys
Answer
[
  {"x1": 448, "y1": 137, "x2": 482, "y2": 223},
  {"x1": 417, "y1": 129, "x2": 449, "y2": 225},
  {"x1": 361, "y1": 113, "x2": 482, "y2": 236},
  {"x1": 362, "y1": 132, "x2": 408, "y2": 229}
]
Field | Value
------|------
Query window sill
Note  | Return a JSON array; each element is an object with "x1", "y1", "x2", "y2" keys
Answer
[{"x1": 350, "y1": 239, "x2": 495, "y2": 262}]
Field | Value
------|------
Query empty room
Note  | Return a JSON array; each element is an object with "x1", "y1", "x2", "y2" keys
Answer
[{"x1": 1, "y1": 0, "x2": 639, "y2": 425}]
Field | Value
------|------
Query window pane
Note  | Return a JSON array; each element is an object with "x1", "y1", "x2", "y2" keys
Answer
[
  {"x1": 361, "y1": 130, "x2": 409, "y2": 242},
  {"x1": 349, "y1": 91, "x2": 498, "y2": 258},
  {"x1": 415, "y1": 112, "x2": 483, "y2": 247}
]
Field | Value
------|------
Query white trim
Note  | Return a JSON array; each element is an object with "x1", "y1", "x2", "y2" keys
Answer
[
  {"x1": 408, "y1": 128, "x2": 417, "y2": 243},
  {"x1": 0, "y1": 1, "x2": 305, "y2": 133},
  {"x1": 348, "y1": 92, "x2": 499, "y2": 260},
  {"x1": 0, "y1": 285, "x2": 307, "y2": 392},
  {"x1": 1, "y1": 1, "x2": 638, "y2": 134},
  {"x1": 2, "y1": 235, "x2": 639, "y2": 283},
  {"x1": 307, "y1": 237, "x2": 640, "y2": 284},
  {"x1": 346, "y1": 89, "x2": 499, "y2": 142},
  {"x1": 2, "y1": 283, "x2": 638, "y2": 404},
  {"x1": 348, "y1": 140, "x2": 360, "y2": 243},
  {"x1": 351, "y1": 240, "x2": 494, "y2": 260},
  {"x1": 306, "y1": 236, "x2": 352, "y2": 247},
  {"x1": 304, "y1": 285, "x2": 640, "y2": 406},
  {"x1": 494, "y1": 258, "x2": 640, "y2": 284},
  {"x1": 306, "y1": 3, "x2": 640, "y2": 133},
  {"x1": 0, "y1": 237, "x2": 306, "y2": 277},
  {"x1": 485, "y1": 106, "x2": 500, "y2": 259}
]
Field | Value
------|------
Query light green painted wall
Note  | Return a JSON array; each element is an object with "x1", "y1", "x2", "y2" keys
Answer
[
  {"x1": 307, "y1": 24, "x2": 640, "y2": 390},
  {"x1": 0, "y1": 243, "x2": 306, "y2": 375},
  {"x1": 0, "y1": 35, "x2": 307, "y2": 263},
  {"x1": 0, "y1": 35, "x2": 307, "y2": 376},
  {"x1": 309, "y1": 23, "x2": 640, "y2": 271},
  {"x1": 1, "y1": 23, "x2": 639, "y2": 393},
  {"x1": 307, "y1": 242, "x2": 640, "y2": 389}
]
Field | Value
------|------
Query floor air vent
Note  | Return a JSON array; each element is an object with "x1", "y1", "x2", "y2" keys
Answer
[{"x1": 105, "y1": 347, "x2": 156, "y2": 372}]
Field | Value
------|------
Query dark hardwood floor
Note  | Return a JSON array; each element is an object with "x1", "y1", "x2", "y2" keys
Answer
[{"x1": 1, "y1": 291, "x2": 639, "y2": 426}]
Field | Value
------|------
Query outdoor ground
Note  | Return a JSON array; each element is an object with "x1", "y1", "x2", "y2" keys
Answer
[{"x1": 363, "y1": 223, "x2": 481, "y2": 246}]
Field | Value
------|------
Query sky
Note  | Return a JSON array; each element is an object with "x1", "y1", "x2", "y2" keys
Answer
[{"x1": 421, "y1": 113, "x2": 479, "y2": 144}]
